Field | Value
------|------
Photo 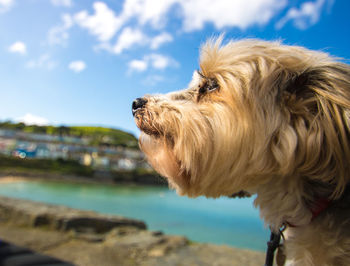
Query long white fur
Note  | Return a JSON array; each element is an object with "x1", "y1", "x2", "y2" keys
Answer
[{"x1": 134, "y1": 38, "x2": 350, "y2": 265}]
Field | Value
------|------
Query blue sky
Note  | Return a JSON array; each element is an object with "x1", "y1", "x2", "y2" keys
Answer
[{"x1": 0, "y1": 0, "x2": 349, "y2": 137}]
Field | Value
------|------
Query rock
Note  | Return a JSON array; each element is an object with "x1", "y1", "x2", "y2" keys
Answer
[
  {"x1": 73, "y1": 232, "x2": 105, "y2": 243},
  {"x1": 0, "y1": 196, "x2": 146, "y2": 233},
  {"x1": 105, "y1": 229, "x2": 188, "y2": 253},
  {"x1": 0, "y1": 196, "x2": 265, "y2": 265},
  {"x1": 148, "y1": 235, "x2": 189, "y2": 257},
  {"x1": 144, "y1": 244, "x2": 266, "y2": 266}
]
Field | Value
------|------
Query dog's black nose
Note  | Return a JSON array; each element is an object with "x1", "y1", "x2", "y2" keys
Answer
[{"x1": 132, "y1": 98, "x2": 148, "y2": 116}]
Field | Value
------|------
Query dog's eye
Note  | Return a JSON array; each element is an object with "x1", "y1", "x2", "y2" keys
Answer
[{"x1": 198, "y1": 79, "x2": 219, "y2": 94}]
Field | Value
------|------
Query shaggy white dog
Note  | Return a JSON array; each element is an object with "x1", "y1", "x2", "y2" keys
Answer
[{"x1": 133, "y1": 38, "x2": 350, "y2": 266}]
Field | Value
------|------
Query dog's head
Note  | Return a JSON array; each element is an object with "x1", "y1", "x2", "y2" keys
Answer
[{"x1": 133, "y1": 38, "x2": 350, "y2": 198}]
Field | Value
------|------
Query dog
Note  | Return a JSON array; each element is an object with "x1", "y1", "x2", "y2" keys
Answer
[{"x1": 132, "y1": 38, "x2": 350, "y2": 265}]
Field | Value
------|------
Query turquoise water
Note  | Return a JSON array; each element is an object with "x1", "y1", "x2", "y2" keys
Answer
[{"x1": 0, "y1": 181, "x2": 269, "y2": 251}]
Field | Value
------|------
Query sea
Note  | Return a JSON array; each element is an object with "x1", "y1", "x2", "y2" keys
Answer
[{"x1": 0, "y1": 180, "x2": 269, "y2": 251}]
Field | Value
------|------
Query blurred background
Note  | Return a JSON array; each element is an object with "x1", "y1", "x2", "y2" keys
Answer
[{"x1": 0, "y1": 0, "x2": 349, "y2": 254}]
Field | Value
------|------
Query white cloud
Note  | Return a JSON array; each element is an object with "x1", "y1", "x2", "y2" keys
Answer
[
  {"x1": 74, "y1": 0, "x2": 288, "y2": 55},
  {"x1": 128, "y1": 59, "x2": 148, "y2": 72},
  {"x1": 276, "y1": 0, "x2": 327, "y2": 30},
  {"x1": 128, "y1": 53, "x2": 178, "y2": 73},
  {"x1": 73, "y1": 1, "x2": 175, "y2": 53},
  {"x1": 48, "y1": 14, "x2": 73, "y2": 46},
  {"x1": 26, "y1": 54, "x2": 57, "y2": 70},
  {"x1": 74, "y1": 0, "x2": 329, "y2": 56},
  {"x1": 150, "y1": 32, "x2": 173, "y2": 50},
  {"x1": 8, "y1": 41, "x2": 27, "y2": 55},
  {"x1": 15, "y1": 113, "x2": 49, "y2": 126},
  {"x1": 146, "y1": 53, "x2": 178, "y2": 69},
  {"x1": 112, "y1": 27, "x2": 146, "y2": 54},
  {"x1": 99, "y1": 29, "x2": 172, "y2": 54},
  {"x1": 179, "y1": 0, "x2": 287, "y2": 31},
  {"x1": 119, "y1": 0, "x2": 287, "y2": 31},
  {"x1": 74, "y1": 1, "x2": 123, "y2": 42},
  {"x1": 0, "y1": 0, "x2": 13, "y2": 6},
  {"x1": 0, "y1": 0, "x2": 14, "y2": 13},
  {"x1": 51, "y1": 0, "x2": 72, "y2": 7},
  {"x1": 122, "y1": 0, "x2": 178, "y2": 29},
  {"x1": 68, "y1": 60, "x2": 86, "y2": 73}
]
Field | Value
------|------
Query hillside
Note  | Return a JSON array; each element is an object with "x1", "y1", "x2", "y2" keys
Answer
[{"x1": 0, "y1": 121, "x2": 139, "y2": 149}]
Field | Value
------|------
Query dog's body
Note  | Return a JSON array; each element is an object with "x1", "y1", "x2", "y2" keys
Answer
[{"x1": 133, "y1": 38, "x2": 350, "y2": 265}]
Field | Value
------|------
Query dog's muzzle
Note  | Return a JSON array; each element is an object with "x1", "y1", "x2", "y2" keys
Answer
[{"x1": 132, "y1": 97, "x2": 148, "y2": 116}]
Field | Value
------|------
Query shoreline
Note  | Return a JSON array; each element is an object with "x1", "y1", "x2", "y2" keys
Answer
[
  {"x1": 0, "y1": 174, "x2": 115, "y2": 185},
  {"x1": 0, "y1": 169, "x2": 166, "y2": 187},
  {"x1": 0, "y1": 195, "x2": 265, "y2": 265},
  {"x1": 0, "y1": 176, "x2": 28, "y2": 183},
  {"x1": 0, "y1": 172, "x2": 267, "y2": 254}
]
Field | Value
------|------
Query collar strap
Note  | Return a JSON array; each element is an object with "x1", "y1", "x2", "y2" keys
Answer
[
  {"x1": 287, "y1": 197, "x2": 332, "y2": 228},
  {"x1": 264, "y1": 197, "x2": 332, "y2": 265},
  {"x1": 310, "y1": 197, "x2": 331, "y2": 221}
]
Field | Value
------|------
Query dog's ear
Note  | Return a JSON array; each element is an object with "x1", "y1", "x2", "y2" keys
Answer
[
  {"x1": 284, "y1": 70, "x2": 313, "y2": 96},
  {"x1": 281, "y1": 63, "x2": 350, "y2": 198},
  {"x1": 283, "y1": 64, "x2": 350, "y2": 99}
]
